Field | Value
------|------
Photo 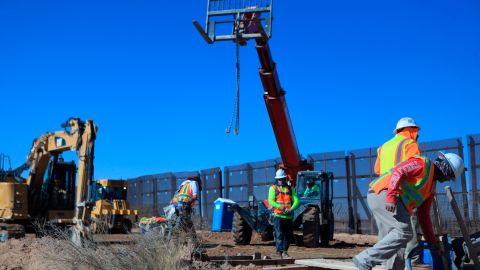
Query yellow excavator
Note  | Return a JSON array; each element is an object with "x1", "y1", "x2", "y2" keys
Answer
[
  {"x1": 90, "y1": 179, "x2": 137, "y2": 233},
  {"x1": 0, "y1": 117, "x2": 97, "y2": 240}
]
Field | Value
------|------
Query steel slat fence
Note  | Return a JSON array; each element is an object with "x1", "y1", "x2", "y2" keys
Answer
[{"x1": 126, "y1": 135, "x2": 479, "y2": 236}]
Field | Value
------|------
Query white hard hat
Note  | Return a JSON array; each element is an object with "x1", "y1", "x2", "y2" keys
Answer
[
  {"x1": 275, "y1": 168, "x2": 288, "y2": 179},
  {"x1": 439, "y1": 152, "x2": 465, "y2": 179},
  {"x1": 394, "y1": 117, "x2": 420, "y2": 133}
]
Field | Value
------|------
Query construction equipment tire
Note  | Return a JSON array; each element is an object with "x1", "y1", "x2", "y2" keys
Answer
[
  {"x1": 122, "y1": 218, "x2": 133, "y2": 234},
  {"x1": 232, "y1": 211, "x2": 252, "y2": 245},
  {"x1": 320, "y1": 224, "x2": 330, "y2": 246},
  {"x1": 302, "y1": 206, "x2": 319, "y2": 248}
]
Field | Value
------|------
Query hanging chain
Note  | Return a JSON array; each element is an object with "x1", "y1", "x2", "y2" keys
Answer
[
  {"x1": 226, "y1": 18, "x2": 241, "y2": 135},
  {"x1": 234, "y1": 30, "x2": 240, "y2": 135}
]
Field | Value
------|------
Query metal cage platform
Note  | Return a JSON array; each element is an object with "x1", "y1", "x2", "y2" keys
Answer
[{"x1": 194, "y1": 0, "x2": 273, "y2": 44}]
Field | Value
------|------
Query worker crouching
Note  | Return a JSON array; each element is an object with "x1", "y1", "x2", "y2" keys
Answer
[
  {"x1": 170, "y1": 176, "x2": 201, "y2": 240},
  {"x1": 353, "y1": 152, "x2": 465, "y2": 270},
  {"x1": 268, "y1": 168, "x2": 299, "y2": 259}
]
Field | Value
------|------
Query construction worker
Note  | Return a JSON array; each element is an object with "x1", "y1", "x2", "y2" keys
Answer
[
  {"x1": 374, "y1": 117, "x2": 421, "y2": 266},
  {"x1": 353, "y1": 152, "x2": 465, "y2": 270},
  {"x1": 375, "y1": 117, "x2": 421, "y2": 175},
  {"x1": 170, "y1": 176, "x2": 202, "y2": 237},
  {"x1": 303, "y1": 178, "x2": 320, "y2": 198},
  {"x1": 268, "y1": 168, "x2": 299, "y2": 258}
]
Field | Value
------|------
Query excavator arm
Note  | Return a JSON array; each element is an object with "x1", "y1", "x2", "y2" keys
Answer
[{"x1": 25, "y1": 118, "x2": 97, "y2": 240}]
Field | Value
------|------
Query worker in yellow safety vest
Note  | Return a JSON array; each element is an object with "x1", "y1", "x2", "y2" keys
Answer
[
  {"x1": 170, "y1": 176, "x2": 202, "y2": 235},
  {"x1": 268, "y1": 168, "x2": 299, "y2": 259},
  {"x1": 353, "y1": 152, "x2": 465, "y2": 270},
  {"x1": 374, "y1": 117, "x2": 421, "y2": 268},
  {"x1": 375, "y1": 117, "x2": 421, "y2": 175}
]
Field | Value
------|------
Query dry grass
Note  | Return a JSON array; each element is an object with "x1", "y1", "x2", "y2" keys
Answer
[{"x1": 29, "y1": 221, "x2": 207, "y2": 270}]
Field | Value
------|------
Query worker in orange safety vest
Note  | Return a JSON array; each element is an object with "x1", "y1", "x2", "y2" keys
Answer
[
  {"x1": 268, "y1": 168, "x2": 299, "y2": 259},
  {"x1": 374, "y1": 117, "x2": 422, "y2": 267},
  {"x1": 353, "y1": 152, "x2": 465, "y2": 270},
  {"x1": 170, "y1": 176, "x2": 202, "y2": 236}
]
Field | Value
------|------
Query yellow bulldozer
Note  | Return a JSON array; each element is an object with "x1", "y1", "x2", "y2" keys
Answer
[{"x1": 90, "y1": 179, "x2": 137, "y2": 233}]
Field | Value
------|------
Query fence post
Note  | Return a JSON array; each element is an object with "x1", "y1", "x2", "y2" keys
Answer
[
  {"x1": 247, "y1": 163, "x2": 254, "y2": 199},
  {"x1": 368, "y1": 148, "x2": 376, "y2": 235},
  {"x1": 224, "y1": 167, "x2": 230, "y2": 199},
  {"x1": 153, "y1": 176, "x2": 158, "y2": 216},
  {"x1": 469, "y1": 136, "x2": 478, "y2": 222},
  {"x1": 345, "y1": 155, "x2": 355, "y2": 234},
  {"x1": 457, "y1": 139, "x2": 470, "y2": 220},
  {"x1": 350, "y1": 152, "x2": 359, "y2": 234}
]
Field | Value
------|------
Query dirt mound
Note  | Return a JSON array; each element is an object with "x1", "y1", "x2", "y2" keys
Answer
[{"x1": 0, "y1": 236, "x2": 49, "y2": 270}]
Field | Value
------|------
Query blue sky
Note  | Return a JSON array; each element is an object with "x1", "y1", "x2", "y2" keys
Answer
[{"x1": 0, "y1": 0, "x2": 479, "y2": 179}]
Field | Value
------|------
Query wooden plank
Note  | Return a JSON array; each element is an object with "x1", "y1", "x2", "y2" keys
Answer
[
  {"x1": 294, "y1": 259, "x2": 386, "y2": 270},
  {"x1": 263, "y1": 265, "x2": 318, "y2": 270},
  {"x1": 208, "y1": 255, "x2": 254, "y2": 261},
  {"x1": 212, "y1": 258, "x2": 295, "y2": 266},
  {"x1": 295, "y1": 259, "x2": 434, "y2": 270}
]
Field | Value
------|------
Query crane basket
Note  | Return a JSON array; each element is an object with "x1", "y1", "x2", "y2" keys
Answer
[{"x1": 194, "y1": 0, "x2": 273, "y2": 44}]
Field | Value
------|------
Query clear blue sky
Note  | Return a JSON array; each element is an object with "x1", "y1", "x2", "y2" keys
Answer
[{"x1": 0, "y1": 0, "x2": 479, "y2": 179}]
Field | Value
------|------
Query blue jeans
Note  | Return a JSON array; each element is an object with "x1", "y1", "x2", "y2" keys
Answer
[{"x1": 273, "y1": 217, "x2": 293, "y2": 253}]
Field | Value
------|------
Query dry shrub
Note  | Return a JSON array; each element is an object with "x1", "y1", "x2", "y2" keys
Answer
[{"x1": 29, "y1": 221, "x2": 203, "y2": 270}]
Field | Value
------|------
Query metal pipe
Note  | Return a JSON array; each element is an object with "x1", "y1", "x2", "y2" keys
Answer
[{"x1": 446, "y1": 186, "x2": 480, "y2": 268}]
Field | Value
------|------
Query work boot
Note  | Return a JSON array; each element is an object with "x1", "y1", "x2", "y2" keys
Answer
[
  {"x1": 353, "y1": 256, "x2": 372, "y2": 270},
  {"x1": 282, "y1": 252, "x2": 292, "y2": 259},
  {"x1": 276, "y1": 252, "x2": 283, "y2": 259}
]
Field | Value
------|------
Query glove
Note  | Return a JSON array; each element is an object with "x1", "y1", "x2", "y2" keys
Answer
[{"x1": 386, "y1": 202, "x2": 396, "y2": 212}]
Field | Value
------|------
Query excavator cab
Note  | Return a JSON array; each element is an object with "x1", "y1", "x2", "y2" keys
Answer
[
  {"x1": 296, "y1": 171, "x2": 334, "y2": 243},
  {"x1": 35, "y1": 157, "x2": 77, "y2": 222}
]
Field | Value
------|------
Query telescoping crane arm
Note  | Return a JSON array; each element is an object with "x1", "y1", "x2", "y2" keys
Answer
[
  {"x1": 193, "y1": 1, "x2": 311, "y2": 185},
  {"x1": 254, "y1": 37, "x2": 311, "y2": 184},
  {"x1": 26, "y1": 118, "x2": 97, "y2": 237}
]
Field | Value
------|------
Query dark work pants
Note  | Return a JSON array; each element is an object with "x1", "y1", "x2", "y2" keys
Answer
[
  {"x1": 273, "y1": 217, "x2": 293, "y2": 253},
  {"x1": 173, "y1": 202, "x2": 195, "y2": 234}
]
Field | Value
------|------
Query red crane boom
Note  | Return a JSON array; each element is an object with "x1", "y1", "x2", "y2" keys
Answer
[{"x1": 255, "y1": 37, "x2": 311, "y2": 184}]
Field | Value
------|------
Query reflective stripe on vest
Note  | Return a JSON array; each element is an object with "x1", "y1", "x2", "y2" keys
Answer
[
  {"x1": 379, "y1": 135, "x2": 414, "y2": 175},
  {"x1": 273, "y1": 185, "x2": 292, "y2": 215},
  {"x1": 399, "y1": 158, "x2": 435, "y2": 214},
  {"x1": 171, "y1": 183, "x2": 193, "y2": 204},
  {"x1": 371, "y1": 157, "x2": 435, "y2": 215}
]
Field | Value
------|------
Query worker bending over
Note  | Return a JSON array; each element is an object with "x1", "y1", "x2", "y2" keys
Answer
[
  {"x1": 374, "y1": 117, "x2": 422, "y2": 267},
  {"x1": 353, "y1": 152, "x2": 464, "y2": 270},
  {"x1": 268, "y1": 168, "x2": 299, "y2": 258},
  {"x1": 170, "y1": 176, "x2": 202, "y2": 237}
]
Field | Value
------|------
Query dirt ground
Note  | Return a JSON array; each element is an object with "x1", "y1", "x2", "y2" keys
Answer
[
  {"x1": 0, "y1": 235, "x2": 46, "y2": 270},
  {"x1": 0, "y1": 232, "x2": 375, "y2": 270},
  {"x1": 198, "y1": 231, "x2": 375, "y2": 260}
]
